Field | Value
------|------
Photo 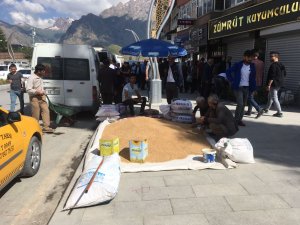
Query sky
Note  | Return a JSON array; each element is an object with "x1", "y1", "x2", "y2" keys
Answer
[{"x1": 0, "y1": 0, "x2": 129, "y2": 28}]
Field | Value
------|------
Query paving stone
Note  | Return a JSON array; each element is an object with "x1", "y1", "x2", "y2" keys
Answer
[
  {"x1": 225, "y1": 194, "x2": 290, "y2": 211},
  {"x1": 114, "y1": 187, "x2": 142, "y2": 202},
  {"x1": 205, "y1": 210, "x2": 274, "y2": 225},
  {"x1": 114, "y1": 200, "x2": 173, "y2": 217},
  {"x1": 144, "y1": 214, "x2": 209, "y2": 225},
  {"x1": 49, "y1": 208, "x2": 85, "y2": 225},
  {"x1": 240, "y1": 181, "x2": 299, "y2": 195},
  {"x1": 141, "y1": 170, "x2": 185, "y2": 177},
  {"x1": 82, "y1": 202, "x2": 115, "y2": 218},
  {"x1": 288, "y1": 179, "x2": 300, "y2": 190},
  {"x1": 208, "y1": 171, "x2": 263, "y2": 184},
  {"x1": 265, "y1": 208, "x2": 300, "y2": 225},
  {"x1": 119, "y1": 176, "x2": 166, "y2": 189},
  {"x1": 164, "y1": 173, "x2": 212, "y2": 186},
  {"x1": 279, "y1": 192, "x2": 300, "y2": 208},
  {"x1": 142, "y1": 186, "x2": 195, "y2": 200},
  {"x1": 171, "y1": 197, "x2": 232, "y2": 214},
  {"x1": 192, "y1": 183, "x2": 248, "y2": 197},
  {"x1": 253, "y1": 170, "x2": 300, "y2": 183},
  {"x1": 81, "y1": 216, "x2": 143, "y2": 225}
]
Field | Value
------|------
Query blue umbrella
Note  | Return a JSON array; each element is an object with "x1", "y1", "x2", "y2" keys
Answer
[{"x1": 120, "y1": 38, "x2": 187, "y2": 57}]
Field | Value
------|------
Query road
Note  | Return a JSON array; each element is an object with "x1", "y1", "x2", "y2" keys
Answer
[{"x1": 0, "y1": 88, "x2": 98, "y2": 225}]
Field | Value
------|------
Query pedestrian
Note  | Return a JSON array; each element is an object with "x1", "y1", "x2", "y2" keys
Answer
[
  {"x1": 264, "y1": 51, "x2": 286, "y2": 117},
  {"x1": 199, "y1": 94, "x2": 238, "y2": 140},
  {"x1": 164, "y1": 56, "x2": 183, "y2": 104},
  {"x1": 213, "y1": 57, "x2": 229, "y2": 100},
  {"x1": 26, "y1": 64, "x2": 54, "y2": 133},
  {"x1": 7, "y1": 63, "x2": 25, "y2": 114},
  {"x1": 201, "y1": 58, "x2": 214, "y2": 99},
  {"x1": 226, "y1": 50, "x2": 256, "y2": 126},
  {"x1": 98, "y1": 58, "x2": 117, "y2": 104},
  {"x1": 122, "y1": 74, "x2": 147, "y2": 116},
  {"x1": 245, "y1": 50, "x2": 265, "y2": 118}
]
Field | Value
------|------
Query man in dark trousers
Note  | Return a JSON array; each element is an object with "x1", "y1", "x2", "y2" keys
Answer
[
  {"x1": 226, "y1": 50, "x2": 256, "y2": 126},
  {"x1": 7, "y1": 63, "x2": 25, "y2": 114},
  {"x1": 98, "y1": 58, "x2": 117, "y2": 104},
  {"x1": 201, "y1": 58, "x2": 214, "y2": 99},
  {"x1": 264, "y1": 51, "x2": 286, "y2": 117},
  {"x1": 164, "y1": 56, "x2": 183, "y2": 104}
]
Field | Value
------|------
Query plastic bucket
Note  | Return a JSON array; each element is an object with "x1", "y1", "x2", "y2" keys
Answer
[{"x1": 202, "y1": 148, "x2": 216, "y2": 163}]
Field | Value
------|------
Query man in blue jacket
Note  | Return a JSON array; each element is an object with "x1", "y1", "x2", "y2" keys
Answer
[{"x1": 226, "y1": 50, "x2": 256, "y2": 126}]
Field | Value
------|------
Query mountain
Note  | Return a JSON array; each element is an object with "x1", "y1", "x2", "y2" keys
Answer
[
  {"x1": 0, "y1": 20, "x2": 65, "y2": 46},
  {"x1": 47, "y1": 17, "x2": 74, "y2": 31},
  {"x1": 60, "y1": 0, "x2": 151, "y2": 47}
]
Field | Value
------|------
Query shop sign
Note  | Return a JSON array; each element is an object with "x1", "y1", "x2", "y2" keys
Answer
[
  {"x1": 209, "y1": 0, "x2": 300, "y2": 39},
  {"x1": 178, "y1": 19, "x2": 195, "y2": 26},
  {"x1": 190, "y1": 25, "x2": 208, "y2": 46}
]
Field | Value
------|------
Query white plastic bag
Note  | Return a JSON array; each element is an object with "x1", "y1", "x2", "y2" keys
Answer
[
  {"x1": 171, "y1": 99, "x2": 192, "y2": 111},
  {"x1": 95, "y1": 105, "x2": 120, "y2": 117},
  {"x1": 64, "y1": 153, "x2": 121, "y2": 210},
  {"x1": 159, "y1": 104, "x2": 170, "y2": 116},
  {"x1": 215, "y1": 138, "x2": 255, "y2": 164},
  {"x1": 171, "y1": 115, "x2": 194, "y2": 124}
]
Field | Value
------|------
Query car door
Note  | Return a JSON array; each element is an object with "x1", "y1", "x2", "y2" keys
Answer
[
  {"x1": 63, "y1": 45, "x2": 93, "y2": 107},
  {"x1": 0, "y1": 109, "x2": 24, "y2": 189}
]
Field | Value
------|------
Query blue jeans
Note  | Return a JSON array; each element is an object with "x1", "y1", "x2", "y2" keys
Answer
[
  {"x1": 10, "y1": 90, "x2": 24, "y2": 114},
  {"x1": 265, "y1": 87, "x2": 282, "y2": 113},
  {"x1": 234, "y1": 87, "x2": 249, "y2": 122},
  {"x1": 247, "y1": 91, "x2": 262, "y2": 113}
]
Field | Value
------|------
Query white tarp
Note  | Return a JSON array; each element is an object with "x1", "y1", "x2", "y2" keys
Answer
[{"x1": 92, "y1": 119, "x2": 232, "y2": 173}]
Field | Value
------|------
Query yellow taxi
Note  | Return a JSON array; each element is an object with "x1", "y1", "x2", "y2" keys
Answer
[{"x1": 0, "y1": 107, "x2": 42, "y2": 191}]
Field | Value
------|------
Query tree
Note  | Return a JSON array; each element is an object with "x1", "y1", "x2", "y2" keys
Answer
[
  {"x1": 107, "y1": 44, "x2": 121, "y2": 55},
  {"x1": 0, "y1": 27, "x2": 7, "y2": 52}
]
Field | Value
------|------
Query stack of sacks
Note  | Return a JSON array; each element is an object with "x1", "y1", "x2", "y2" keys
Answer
[
  {"x1": 95, "y1": 105, "x2": 120, "y2": 122},
  {"x1": 170, "y1": 99, "x2": 193, "y2": 123}
]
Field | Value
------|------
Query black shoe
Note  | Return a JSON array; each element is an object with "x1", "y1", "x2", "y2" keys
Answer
[
  {"x1": 273, "y1": 112, "x2": 283, "y2": 117},
  {"x1": 244, "y1": 111, "x2": 251, "y2": 116},
  {"x1": 263, "y1": 108, "x2": 269, "y2": 113},
  {"x1": 256, "y1": 109, "x2": 264, "y2": 119}
]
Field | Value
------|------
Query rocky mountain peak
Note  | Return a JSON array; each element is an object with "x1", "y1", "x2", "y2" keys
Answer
[
  {"x1": 100, "y1": 0, "x2": 151, "y2": 21},
  {"x1": 47, "y1": 17, "x2": 74, "y2": 31}
]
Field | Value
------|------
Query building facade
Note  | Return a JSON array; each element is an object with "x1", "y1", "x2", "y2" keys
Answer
[{"x1": 165, "y1": 0, "x2": 300, "y2": 104}]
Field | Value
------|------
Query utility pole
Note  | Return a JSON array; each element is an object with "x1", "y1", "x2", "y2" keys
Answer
[{"x1": 31, "y1": 27, "x2": 36, "y2": 47}]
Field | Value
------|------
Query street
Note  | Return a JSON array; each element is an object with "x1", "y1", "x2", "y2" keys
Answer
[{"x1": 0, "y1": 87, "x2": 97, "y2": 225}]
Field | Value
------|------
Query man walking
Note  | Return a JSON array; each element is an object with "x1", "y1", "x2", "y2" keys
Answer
[
  {"x1": 26, "y1": 64, "x2": 54, "y2": 133},
  {"x1": 7, "y1": 64, "x2": 25, "y2": 114},
  {"x1": 245, "y1": 50, "x2": 264, "y2": 118},
  {"x1": 163, "y1": 56, "x2": 183, "y2": 104},
  {"x1": 264, "y1": 51, "x2": 286, "y2": 117},
  {"x1": 226, "y1": 50, "x2": 256, "y2": 126}
]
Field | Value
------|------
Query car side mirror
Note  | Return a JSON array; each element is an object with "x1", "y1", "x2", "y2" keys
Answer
[{"x1": 7, "y1": 112, "x2": 21, "y2": 123}]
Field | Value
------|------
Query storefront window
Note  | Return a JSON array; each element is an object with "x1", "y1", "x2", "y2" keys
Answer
[{"x1": 225, "y1": 0, "x2": 250, "y2": 9}]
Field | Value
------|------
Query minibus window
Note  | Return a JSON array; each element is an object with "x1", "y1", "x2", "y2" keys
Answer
[
  {"x1": 64, "y1": 58, "x2": 90, "y2": 80},
  {"x1": 37, "y1": 57, "x2": 63, "y2": 80}
]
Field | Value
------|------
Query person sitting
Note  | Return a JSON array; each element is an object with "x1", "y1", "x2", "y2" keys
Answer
[
  {"x1": 199, "y1": 94, "x2": 238, "y2": 140},
  {"x1": 122, "y1": 74, "x2": 147, "y2": 116},
  {"x1": 192, "y1": 96, "x2": 209, "y2": 124}
]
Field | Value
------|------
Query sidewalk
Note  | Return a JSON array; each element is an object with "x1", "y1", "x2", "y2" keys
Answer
[{"x1": 49, "y1": 93, "x2": 300, "y2": 225}]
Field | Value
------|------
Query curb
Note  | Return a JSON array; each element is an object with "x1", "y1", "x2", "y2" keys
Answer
[{"x1": 0, "y1": 84, "x2": 10, "y2": 91}]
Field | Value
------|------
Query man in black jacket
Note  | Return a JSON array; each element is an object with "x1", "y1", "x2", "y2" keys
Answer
[
  {"x1": 164, "y1": 56, "x2": 183, "y2": 104},
  {"x1": 264, "y1": 51, "x2": 286, "y2": 117},
  {"x1": 98, "y1": 58, "x2": 117, "y2": 104}
]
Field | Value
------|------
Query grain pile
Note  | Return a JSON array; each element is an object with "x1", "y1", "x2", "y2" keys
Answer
[{"x1": 101, "y1": 117, "x2": 211, "y2": 163}]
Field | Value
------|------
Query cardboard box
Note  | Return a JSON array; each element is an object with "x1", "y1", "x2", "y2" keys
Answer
[
  {"x1": 99, "y1": 138, "x2": 119, "y2": 156},
  {"x1": 129, "y1": 139, "x2": 148, "y2": 163}
]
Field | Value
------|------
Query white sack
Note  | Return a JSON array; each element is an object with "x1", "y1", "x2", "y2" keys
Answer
[
  {"x1": 96, "y1": 116, "x2": 120, "y2": 122},
  {"x1": 95, "y1": 105, "x2": 120, "y2": 117},
  {"x1": 215, "y1": 138, "x2": 255, "y2": 164},
  {"x1": 171, "y1": 99, "x2": 192, "y2": 111},
  {"x1": 171, "y1": 115, "x2": 193, "y2": 124},
  {"x1": 159, "y1": 104, "x2": 170, "y2": 115},
  {"x1": 64, "y1": 153, "x2": 121, "y2": 210}
]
